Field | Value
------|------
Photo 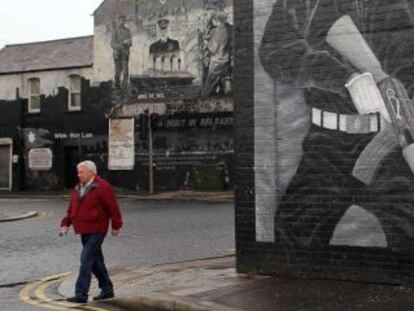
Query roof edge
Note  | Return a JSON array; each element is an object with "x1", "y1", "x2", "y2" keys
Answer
[
  {"x1": 0, "y1": 64, "x2": 94, "y2": 76},
  {"x1": 93, "y1": 0, "x2": 106, "y2": 15},
  {"x1": 3, "y1": 35, "x2": 94, "y2": 49}
]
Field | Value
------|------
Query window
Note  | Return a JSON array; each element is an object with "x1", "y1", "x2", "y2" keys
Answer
[
  {"x1": 68, "y1": 75, "x2": 82, "y2": 111},
  {"x1": 28, "y1": 78, "x2": 41, "y2": 113}
]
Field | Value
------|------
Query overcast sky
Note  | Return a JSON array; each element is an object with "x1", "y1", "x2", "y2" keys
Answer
[{"x1": 0, "y1": 0, "x2": 104, "y2": 48}]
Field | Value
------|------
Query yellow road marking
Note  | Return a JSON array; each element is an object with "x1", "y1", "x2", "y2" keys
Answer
[
  {"x1": 36, "y1": 211, "x2": 54, "y2": 220},
  {"x1": 35, "y1": 280, "x2": 102, "y2": 311},
  {"x1": 19, "y1": 273, "x2": 107, "y2": 311},
  {"x1": 40, "y1": 272, "x2": 72, "y2": 282},
  {"x1": 41, "y1": 272, "x2": 72, "y2": 282},
  {"x1": 19, "y1": 280, "x2": 43, "y2": 306},
  {"x1": 35, "y1": 280, "x2": 65, "y2": 304},
  {"x1": 20, "y1": 279, "x2": 83, "y2": 311}
]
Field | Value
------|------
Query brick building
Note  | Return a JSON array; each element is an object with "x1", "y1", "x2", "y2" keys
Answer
[{"x1": 235, "y1": 0, "x2": 414, "y2": 284}]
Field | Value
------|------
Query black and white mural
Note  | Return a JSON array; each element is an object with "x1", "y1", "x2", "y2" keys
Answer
[
  {"x1": 254, "y1": 0, "x2": 414, "y2": 253},
  {"x1": 111, "y1": 15, "x2": 132, "y2": 89},
  {"x1": 94, "y1": 0, "x2": 233, "y2": 97}
]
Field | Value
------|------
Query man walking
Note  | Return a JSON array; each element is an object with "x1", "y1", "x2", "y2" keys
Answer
[{"x1": 60, "y1": 160, "x2": 123, "y2": 303}]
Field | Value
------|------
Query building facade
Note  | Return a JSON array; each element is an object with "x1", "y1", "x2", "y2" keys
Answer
[
  {"x1": 235, "y1": 0, "x2": 414, "y2": 284},
  {"x1": 0, "y1": 0, "x2": 234, "y2": 191}
]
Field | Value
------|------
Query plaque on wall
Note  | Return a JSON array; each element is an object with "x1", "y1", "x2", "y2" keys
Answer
[
  {"x1": 28, "y1": 148, "x2": 53, "y2": 171},
  {"x1": 108, "y1": 118, "x2": 135, "y2": 170}
]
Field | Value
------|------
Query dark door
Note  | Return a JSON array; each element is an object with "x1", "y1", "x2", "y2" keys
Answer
[
  {"x1": 64, "y1": 146, "x2": 80, "y2": 189},
  {"x1": 0, "y1": 145, "x2": 11, "y2": 190}
]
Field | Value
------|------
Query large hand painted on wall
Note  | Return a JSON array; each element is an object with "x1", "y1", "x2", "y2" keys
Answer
[
  {"x1": 94, "y1": 0, "x2": 233, "y2": 97},
  {"x1": 255, "y1": 0, "x2": 414, "y2": 253}
]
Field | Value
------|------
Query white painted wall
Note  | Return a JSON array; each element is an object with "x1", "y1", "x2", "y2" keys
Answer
[{"x1": 0, "y1": 67, "x2": 93, "y2": 101}]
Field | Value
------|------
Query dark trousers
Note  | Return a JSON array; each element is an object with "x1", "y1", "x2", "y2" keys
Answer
[
  {"x1": 275, "y1": 126, "x2": 414, "y2": 252},
  {"x1": 75, "y1": 233, "x2": 113, "y2": 300}
]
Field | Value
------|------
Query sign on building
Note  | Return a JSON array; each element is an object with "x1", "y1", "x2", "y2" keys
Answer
[
  {"x1": 28, "y1": 148, "x2": 53, "y2": 171},
  {"x1": 108, "y1": 118, "x2": 135, "y2": 170}
]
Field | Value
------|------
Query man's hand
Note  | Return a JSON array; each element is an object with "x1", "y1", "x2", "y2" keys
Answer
[
  {"x1": 112, "y1": 229, "x2": 121, "y2": 237},
  {"x1": 345, "y1": 72, "x2": 391, "y2": 122},
  {"x1": 59, "y1": 226, "x2": 69, "y2": 236}
]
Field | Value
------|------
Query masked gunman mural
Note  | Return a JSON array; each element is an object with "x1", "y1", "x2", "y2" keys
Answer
[{"x1": 254, "y1": 0, "x2": 414, "y2": 253}]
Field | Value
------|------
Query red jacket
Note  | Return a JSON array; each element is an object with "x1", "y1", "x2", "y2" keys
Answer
[{"x1": 60, "y1": 176, "x2": 123, "y2": 234}]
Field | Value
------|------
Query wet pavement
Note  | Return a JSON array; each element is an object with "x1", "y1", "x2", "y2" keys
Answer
[
  {"x1": 56, "y1": 255, "x2": 414, "y2": 311},
  {"x1": 0, "y1": 197, "x2": 235, "y2": 310},
  {"x1": 3, "y1": 196, "x2": 414, "y2": 311}
]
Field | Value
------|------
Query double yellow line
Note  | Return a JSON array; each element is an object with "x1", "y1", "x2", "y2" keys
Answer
[
  {"x1": 35, "y1": 211, "x2": 54, "y2": 220},
  {"x1": 19, "y1": 273, "x2": 107, "y2": 311}
]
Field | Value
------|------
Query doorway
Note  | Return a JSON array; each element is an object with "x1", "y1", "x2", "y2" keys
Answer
[
  {"x1": 0, "y1": 139, "x2": 12, "y2": 191},
  {"x1": 64, "y1": 146, "x2": 81, "y2": 189}
]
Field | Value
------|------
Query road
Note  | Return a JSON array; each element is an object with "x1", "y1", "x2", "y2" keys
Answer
[{"x1": 0, "y1": 198, "x2": 235, "y2": 310}]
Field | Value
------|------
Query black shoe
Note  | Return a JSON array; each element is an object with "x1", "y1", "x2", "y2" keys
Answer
[
  {"x1": 66, "y1": 296, "x2": 87, "y2": 303},
  {"x1": 93, "y1": 292, "x2": 114, "y2": 301}
]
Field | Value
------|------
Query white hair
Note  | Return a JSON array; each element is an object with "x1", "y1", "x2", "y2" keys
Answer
[{"x1": 77, "y1": 160, "x2": 97, "y2": 175}]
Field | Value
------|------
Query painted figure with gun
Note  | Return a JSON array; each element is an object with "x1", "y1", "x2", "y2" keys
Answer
[{"x1": 260, "y1": 0, "x2": 414, "y2": 251}]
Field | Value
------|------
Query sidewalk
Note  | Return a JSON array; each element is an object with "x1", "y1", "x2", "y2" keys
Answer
[
  {"x1": 0, "y1": 190, "x2": 234, "y2": 204},
  {"x1": 117, "y1": 190, "x2": 234, "y2": 204},
  {"x1": 58, "y1": 256, "x2": 414, "y2": 311}
]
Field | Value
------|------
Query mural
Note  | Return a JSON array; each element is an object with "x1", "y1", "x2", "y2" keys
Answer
[
  {"x1": 20, "y1": 127, "x2": 59, "y2": 190},
  {"x1": 201, "y1": 10, "x2": 233, "y2": 97},
  {"x1": 148, "y1": 18, "x2": 181, "y2": 70},
  {"x1": 135, "y1": 126, "x2": 233, "y2": 191},
  {"x1": 111, "y1": 15, "x2": 132, "y2": 89},
  {"x1": 118, "y1": 97, "x2": 233, "y2": 117},
  {"x1": 94, "y1": 0, "x2": 233, "y2": 97},
  {"x1": 255, "y1": 0, "x2": 414, "y2": 252}
]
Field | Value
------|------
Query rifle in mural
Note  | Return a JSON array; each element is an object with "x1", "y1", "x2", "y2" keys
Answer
[{"x1": 326, "y1": 15, "x2": 414, "y2": 184}]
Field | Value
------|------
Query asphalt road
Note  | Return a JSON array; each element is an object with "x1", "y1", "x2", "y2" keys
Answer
[{"x1": 0, "y1": 198, "x2": 235, "y2": 310}]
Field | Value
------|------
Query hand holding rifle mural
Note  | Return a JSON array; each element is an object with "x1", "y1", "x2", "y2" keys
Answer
[
  {"x1": 259, "y1": 0, "x2": 414, "y2": 252},
  {"x1": 326, "y1": 15, "x2": 414, "y2": 184}
]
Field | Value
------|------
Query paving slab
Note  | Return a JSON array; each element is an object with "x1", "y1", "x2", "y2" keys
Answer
[
  {"x1": 58, "y1": 256, "x2": 259, "y2": 311},
  {"x1": 58, "y1": 255, "x2": 414, "y2": 311}
]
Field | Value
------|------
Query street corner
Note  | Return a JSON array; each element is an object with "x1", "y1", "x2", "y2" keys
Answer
[
  {"x1": 20, "y1": 272, "x2": 116, "y2": 311},
  {"x1": 16, "y1": 256, "x2": 259, "y2": 311},
  {"x1": 56, "y1": 265, "x2": 137, "y2": 299},
  {"x1": 0, "y1": 211, "x2": 39, "y2": 222},
  {"x1": 55, "y1": 257, "x2": 246, "y2": 311}
]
